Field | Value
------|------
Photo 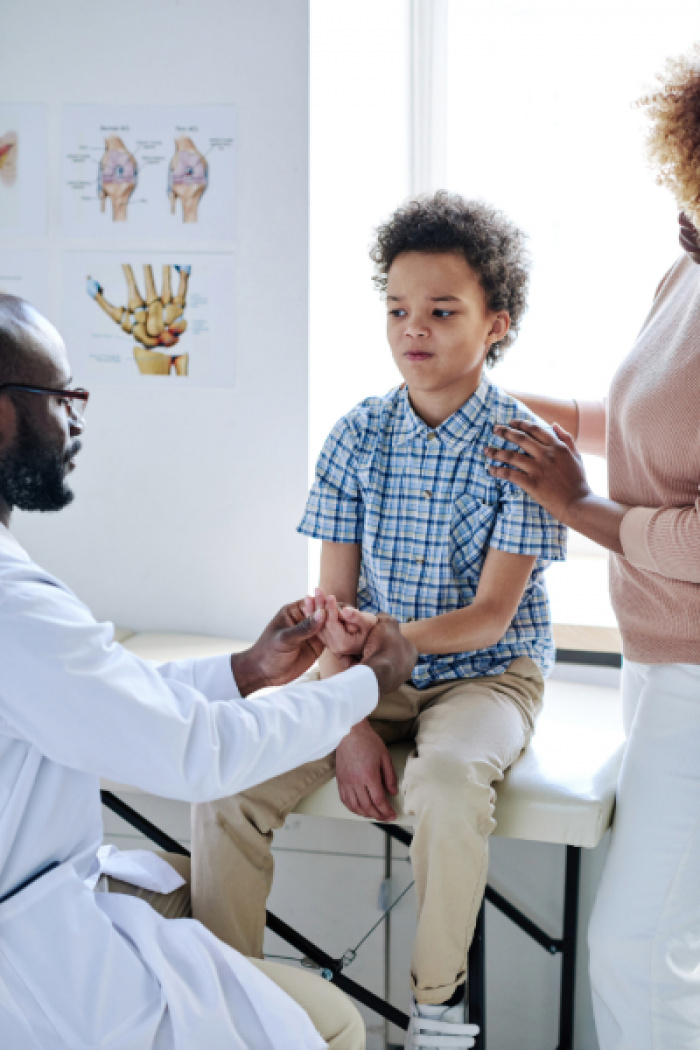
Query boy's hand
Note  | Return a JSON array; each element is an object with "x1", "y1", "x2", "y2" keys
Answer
[
  {"x1": 335, "y1": 719, "x2": 398, "y2": 821},
  {"x1": 303, "y1": 589, "x2": 376, "y2": 665}
]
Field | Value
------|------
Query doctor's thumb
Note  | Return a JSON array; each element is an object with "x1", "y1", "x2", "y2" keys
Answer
[{"x1": 281, "y1": 608, "x2": 326, "y2": 645}]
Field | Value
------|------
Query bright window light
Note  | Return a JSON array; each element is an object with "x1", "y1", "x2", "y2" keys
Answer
[
  {"x1": 311, "y1": 1, "x2": 700, "y2": 628},
  {"x1": 446, "y1": 0, "x2": 699, "y2": 628}
]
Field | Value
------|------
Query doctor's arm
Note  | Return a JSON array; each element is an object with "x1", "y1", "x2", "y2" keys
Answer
[{"x1": 0, "y1": 581, "x2": 413, "y2": 803}]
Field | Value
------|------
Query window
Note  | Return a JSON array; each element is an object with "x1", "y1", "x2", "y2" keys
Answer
[
  {"x1": 445, "y1": 0, "x2": 699, "y2": 629},
  {"x1": 311, "y1": 1, "x2": 700, "y2": 630}
]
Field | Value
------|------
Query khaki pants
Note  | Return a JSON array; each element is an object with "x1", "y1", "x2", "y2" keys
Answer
[
  {"x1": 192, "y1": 657, "x2": 543, "y2": 1005},
  {"x1": 103, "y1": 853, "x2": 364, "y2": 1050}
]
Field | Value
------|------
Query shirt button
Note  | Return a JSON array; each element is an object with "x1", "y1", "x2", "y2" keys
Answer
[
  {"x1": 426, "y1": 432, "x2": 437, "y2": 441},
  {"x1": 423, "y1": 490, "x2": 432, "y2": 499},
  {"x1": 414, "y1": 556, "x2": 425, "y2": 564},
  {"x1": 405, "y1": 616, "x2": 416, "y2": 622}
]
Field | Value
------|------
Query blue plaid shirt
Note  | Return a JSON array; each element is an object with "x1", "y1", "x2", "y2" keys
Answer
[{"x1": 299, "y1": 378, "x2": 567, "y2": 685}]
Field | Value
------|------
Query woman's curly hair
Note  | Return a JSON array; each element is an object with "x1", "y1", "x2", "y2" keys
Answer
[
  {"x1": 370, "y1": 191, "x2": 530, "y2": 367},
  {"x1": 637, "y1": 45, "x2": 700, "y2": 229}
]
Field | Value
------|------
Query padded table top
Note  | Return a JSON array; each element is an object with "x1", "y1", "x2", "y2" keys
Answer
[
  {"x1": 296, "y1": 677, "x2": 625, "y2": 848},
  {"x1": 118, "y1": 632, "x2": 625, "y2": 850}
]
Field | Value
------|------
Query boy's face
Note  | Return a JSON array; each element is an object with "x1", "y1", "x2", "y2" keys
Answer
[{"x1": 386, "y1": 251, "x2": 509, "y2": 416}]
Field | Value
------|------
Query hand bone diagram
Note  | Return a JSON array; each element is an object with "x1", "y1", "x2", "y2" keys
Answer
[
  {"x1": 97, "y1": 135, "x2": 208, "y2": 223},
  {"x1": 303, "y1": 590, "x2": 377, "y2": 669},
  {"x1": 86, "y1": 264, "x2": 191, "y2": 376}
]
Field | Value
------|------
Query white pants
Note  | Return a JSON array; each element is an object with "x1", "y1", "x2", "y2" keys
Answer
[{"x1": 589, "y1": 661, "x2": 700, "y2": 1050}]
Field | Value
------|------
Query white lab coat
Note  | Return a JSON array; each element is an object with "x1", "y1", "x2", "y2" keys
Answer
[{"x1": 0, "y1": 524, "x2": 378, "y2": 1050}]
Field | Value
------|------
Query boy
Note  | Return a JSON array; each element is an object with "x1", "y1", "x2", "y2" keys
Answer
[{"x1": 192, "y1": 192, "x2": 566, "y2": 1050}]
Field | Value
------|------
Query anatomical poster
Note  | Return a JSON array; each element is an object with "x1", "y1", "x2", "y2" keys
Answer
[
  {"x1": 63, "y1": 252, "x2": 236, "y2": 388},
  {"x1": 0, "y1": 251, "x2": 50, "y2": 316},
  {"x1": 62, "y1": 106, "x2": 235, "y2": 239},
  {"x1": 0, "y1": 105, "x2": 48, "y2": 236}
]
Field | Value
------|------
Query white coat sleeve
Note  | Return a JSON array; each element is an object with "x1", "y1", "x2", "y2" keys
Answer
[
  {"x1": 0, "y1": 575, "x2": 378, "y2": 802},
  {"x1": 156, "y1": 653, "x2": 243, "y2": 702}
]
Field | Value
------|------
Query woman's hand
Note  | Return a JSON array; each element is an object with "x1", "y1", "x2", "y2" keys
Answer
[
  {"x1": 485, "y1": 420, "x2": 591, "y2": 523},
  {"x1": 486, "y1": 419, "x2": 628, "y2": 553}
]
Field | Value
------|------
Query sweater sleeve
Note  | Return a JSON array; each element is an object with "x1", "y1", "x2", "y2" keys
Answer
[
  {"x1": 620, "y1": 502, "x2": 700, "y2": 583},
  {"x1": 576, "y1": 399, "x2": 607, "y2": 458}
]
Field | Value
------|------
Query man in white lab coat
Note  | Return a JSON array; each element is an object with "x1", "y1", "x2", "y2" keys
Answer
[{"x1": 0, "y1": 294, "x2": 417, "y2": 1050}]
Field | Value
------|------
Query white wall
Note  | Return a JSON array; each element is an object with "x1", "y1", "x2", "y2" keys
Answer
[{"x1": 1, "y1": 0, "x2": 310, "y2": 638}]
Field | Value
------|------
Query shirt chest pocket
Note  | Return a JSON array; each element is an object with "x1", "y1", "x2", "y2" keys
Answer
[
  {"x1": 450, "y1": 493, "x2": 498, "y2": 578},
  {"x1": 356, "y1": 461, "x2": 406, "y2": 547}
]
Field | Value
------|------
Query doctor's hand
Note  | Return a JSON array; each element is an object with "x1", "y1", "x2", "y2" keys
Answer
[
  {"x1": 336, "y1": 719, "x2": 398, "y2": 821},
  {"x1": 230, "y1": 601, "x2": 326, "y2": 697},
  {"x1": 360, "y1": 615, "x2": 418, "y2": 696}
]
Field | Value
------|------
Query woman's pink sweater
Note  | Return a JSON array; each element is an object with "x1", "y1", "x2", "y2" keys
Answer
[{"x1": 579, "y1": 254, "x2": 700, "y2": 664}]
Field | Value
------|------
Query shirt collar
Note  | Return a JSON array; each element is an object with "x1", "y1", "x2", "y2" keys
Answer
[
  {"x1": 394, "y1": 377, "x2": 494, "y2": 448},
  {"x1": 0, "y1": 523, "x2": 30, "y2": 561}
]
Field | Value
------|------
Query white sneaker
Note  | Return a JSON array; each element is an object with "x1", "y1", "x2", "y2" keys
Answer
[{"x1": 404, "y1": 997, "x2": 479, "y2": 1049}]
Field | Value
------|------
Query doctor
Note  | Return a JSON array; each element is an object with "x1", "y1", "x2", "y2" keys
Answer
[{"x1": 0, "y1": 294, "x2": 418, "y2": 1050}]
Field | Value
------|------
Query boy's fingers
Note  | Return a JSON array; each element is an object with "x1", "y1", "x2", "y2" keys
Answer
[
  {"x1": 367, "y1": 781, "x2": 396, "y2": 821},
  {"x1": 326, "y1": 594, "x2": 342, "y2": 627},
  {"x1": 341, "y1": 606, "x2": 374, "y2": 629},
  {"x1": 361, "y1": 785, "x2": 386, "y2": 821},
  {"x1": 382, "y1": 752, "x2": 399, "y2": 797},
  {"x1": 342, "y1": 787, "x2": 364, "y2": 818},
  {"x1": 302, "y1": 595, "x2": 314, "y2": 617}
]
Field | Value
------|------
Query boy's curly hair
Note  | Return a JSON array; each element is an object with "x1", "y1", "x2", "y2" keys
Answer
[
  {"x1": 637, "y1": 46, "x2": 700, "y2": 230},
  {"x1": 370, "y1": 191, "x2": 530, "y2": 367}
]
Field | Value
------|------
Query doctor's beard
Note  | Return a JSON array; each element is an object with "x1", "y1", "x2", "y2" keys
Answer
[{"x1": 0, "y1": 406, "x2": 80, "y2": 512}]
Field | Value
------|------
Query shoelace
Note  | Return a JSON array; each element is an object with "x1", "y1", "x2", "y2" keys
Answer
[{"x1": 407, "y1": 1014, "x2": 480, "y2": 1049}]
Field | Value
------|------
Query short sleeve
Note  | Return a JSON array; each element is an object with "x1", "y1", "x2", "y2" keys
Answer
[
  {"x1": 490, "y1": 482, "x2": 567, "y2": 562},
  {"x1": 298, "y1": 416, "x2": 364, "y2": 543}
]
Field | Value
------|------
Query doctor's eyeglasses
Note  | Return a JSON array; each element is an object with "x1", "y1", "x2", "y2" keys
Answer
[{"x1": 0, "y1": 384, "x2": 90, "y2": 423}]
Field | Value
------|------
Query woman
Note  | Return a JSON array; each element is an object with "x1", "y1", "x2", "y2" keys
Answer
[{"x1": 486, "y1": 48, "x2": 700, "y2": 1050}]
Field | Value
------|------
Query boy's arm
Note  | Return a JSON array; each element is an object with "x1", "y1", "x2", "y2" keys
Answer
[
  {"x1": 401, "y1": 548, "x2": 537, "y2": 654},
  {"x1": 319, "y1": 541, "x2": 399, "y2": 821},
  {"x1": 318, "y1": 540, "x2": 361, "y2": 678}
]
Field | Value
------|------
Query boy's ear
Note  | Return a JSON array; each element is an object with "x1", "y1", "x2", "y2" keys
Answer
[{"x1": 487, "y1": 311, "x2": 510, "y2": 347}]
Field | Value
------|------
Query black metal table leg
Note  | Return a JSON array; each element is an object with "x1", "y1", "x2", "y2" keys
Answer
[
  {"x1": 101, "y1": 794, "x2": 585, "y2": 1048},
  {"x1": 468, "y1": 902, "x2": 486, "y2": 1048},
  {"x1": 558, "y1": 846, "x2": 581, "y2": 1050}
]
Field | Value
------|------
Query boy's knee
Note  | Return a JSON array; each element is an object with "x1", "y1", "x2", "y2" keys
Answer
[{"x1": 405, "y1": 754, "x2": 496, "y2": 833}]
